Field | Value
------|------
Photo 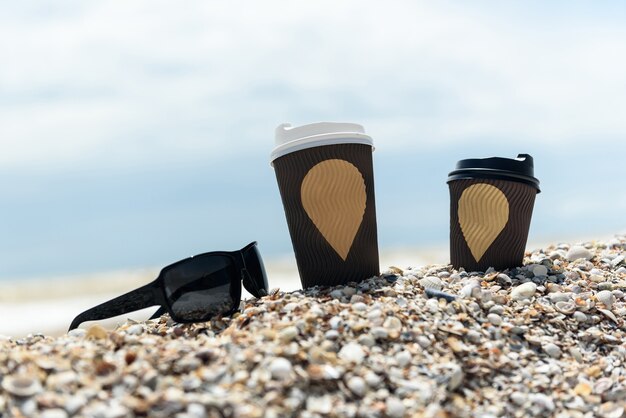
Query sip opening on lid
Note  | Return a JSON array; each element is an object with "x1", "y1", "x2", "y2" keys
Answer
[{"x1": 270, "y1": 122, "x2": 374, "y2": 165}]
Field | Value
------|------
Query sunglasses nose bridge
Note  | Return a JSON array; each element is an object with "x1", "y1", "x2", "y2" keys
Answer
[{"x1": 238, "y1": 245, "x2": 268, "y2": 298}]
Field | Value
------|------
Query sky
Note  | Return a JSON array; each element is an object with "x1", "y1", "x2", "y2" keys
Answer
[{"x1": 1, "y1": 1, "x2": 625, "y2": 280}]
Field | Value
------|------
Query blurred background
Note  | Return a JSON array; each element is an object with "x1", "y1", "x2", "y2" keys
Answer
[{"x1": 1, "y1": 1, "x2": 625, "y2": 335}]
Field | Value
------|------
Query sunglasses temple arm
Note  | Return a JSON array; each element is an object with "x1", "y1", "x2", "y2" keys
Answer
[
  {"x1": 68, "y1": 282, "x2": 160, "y2": 331},
  {"x1": 241, "y1": 269, "x2": 267, "y2": 297}
]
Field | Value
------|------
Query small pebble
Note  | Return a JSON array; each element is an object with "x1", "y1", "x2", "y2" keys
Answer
[
  {"x1": 497, "y1": 273, "x2": 512, "y2": 286},
  {"x1": 126, "y1": 324, "x2": 143, "y2": 335},
  {"x1": 278, "y1": 326, "x2": 299, "y2": 342},
  {"x1": 40, "y1": 409, "x2": 69, "y2": 418},
  {"x1": 543, "y1": 343, "x2": 562, "y2": 359},
  {"x1": 566, "y1": 246, "x2": 594, "y2": 261},
  {"x1": 364, "y1": 371, "x2": 382, "y2": 387},
  {"x1": 511, "y1": 282, "x2": 537, "y2": 301},
  {"x1": 343, "y1": 287, "x2": 357, "y2": 297},
  {"x1": 338, "y1": 343, "x2": 365, "y2": 364},
  {"x1": 487, "y1": 313, "x2": 502, "y2": 326},
  {"x1": 532, "y1": 265, "x2": 549, "y2": 277},
  {"x1": 425, "y1": 298, "x2": 440, "y2": 313},
  {"x1": 371, "y1": 327, "x2": 388, "y2": 340},
  {"x1": 383, "y1": 316, "x2": 402, "y2": 330},
  {"x1": 367, "y1": 309, "x2": 382, "y2": 321},
  {"x1": 599, "y1": 282, "x2": 613, "y2": 291},
  {"x1": 425, "y1": 288, "x2": 457, "y2": 302},
  {"x1": 385, "y1": 397, "x2": 405, "y2": 418},
  {"x1": 447, "y1": 364, "x2": 464, "y2": 390},
  {"x1": 549, "y1": 292, "x2": 571, "y2": 303},
  {"x1": 269, "y1": 358, "x2": 292, "y2": 380},
  {"x1": 466, "y1": 330, "x2": 482, "y2": 343},
  {"x1": 510, "y1": 391, "x2": 527, "y2": 406},
  {"x1": 489, "y1": 305, "x2": 504, "y2": 315},
  {"x1": 325, "y1": 330, "x2": 339, "y2": 340},
  {"x1": 347, "y1": 376, "x2": 367, "y2": 397},
  {"x1": 307, "y1": 396, "x2": 332, "y2": 415},
  {"x1": 529, "y1": 393, "x2": 555, "y2": 412},
  {"x1": 329, "y1": 316, "x2": 342, "y2": 329},
  {"x1": 351, "y1": 302, "x2": 367, "y2": 312},
  {"x1": 187, "y1": 404, "x2": 206, "y2": 418},
  {"x1": 417, "y1": 336, "x2": 431, "y2": 348},
  {"x1": 358, "y1": 334, "x2": 376, "y2": 347},
  {"x1": 395, "y1": 351, "x2": 411, "y2": 367}
]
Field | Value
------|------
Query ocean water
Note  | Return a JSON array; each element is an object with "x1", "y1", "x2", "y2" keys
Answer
[{"x1": 0, "y1": 143, "x2": 624, "y2": 282}]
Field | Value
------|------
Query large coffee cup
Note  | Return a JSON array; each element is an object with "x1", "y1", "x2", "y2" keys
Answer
[
  {"x1": 447, "y1": 154, "x2": 540, "y2": 271},
  {"x1": 271, "y1": 122, "x2": 380, "y2": 288}
]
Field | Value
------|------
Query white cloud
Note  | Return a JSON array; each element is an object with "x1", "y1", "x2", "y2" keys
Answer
[{"x1": 1, "y1": 1, "x2": 625, "y2": 168}]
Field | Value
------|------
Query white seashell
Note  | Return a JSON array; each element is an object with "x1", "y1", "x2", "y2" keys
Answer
[
  {"x1": 594, "y1": 377, "x2": 614, "y2": 395},
  {"x1": 555, "y1": 301, "x2": 576, "y2": 315},
  {"x1": 459, "y1": 280, "x2": 480, "y2": 298},
  {"x1": 598, "y1": 401, "x2": 624, "y2": 418},
  {"x1": 418, "y1": 276, "x2": 443, "y2": 291},
  {"x1": 597, "y1": 290, "x2": 615, "y2": 309},
  {"x1": 599, "y1": 309, "x2": 618, "y2": 323},
  {"x1": 1, "y1": 375, "x2": 42, "y2": 397}
]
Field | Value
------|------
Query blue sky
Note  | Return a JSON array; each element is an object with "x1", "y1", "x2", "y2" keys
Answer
[{"x1": 1, "y1": 1, "x2": 625, "y2": 279}]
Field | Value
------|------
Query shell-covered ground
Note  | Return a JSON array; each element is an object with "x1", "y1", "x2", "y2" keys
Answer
[{"x1": 1, "y1": 236, "x2": 626, "y2": 418}]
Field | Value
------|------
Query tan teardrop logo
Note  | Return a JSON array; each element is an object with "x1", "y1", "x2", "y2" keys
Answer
[
  {"x1": 458, "y1": 183, "x2": 509, "y2": 262},
  {"x1": 301, "y1": 159, "x2": 366, "y2": 261}
]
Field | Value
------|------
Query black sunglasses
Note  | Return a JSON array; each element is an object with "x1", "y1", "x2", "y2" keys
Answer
[{"x1": 69, "y1": 242, "x2": 268, "y2": 331}]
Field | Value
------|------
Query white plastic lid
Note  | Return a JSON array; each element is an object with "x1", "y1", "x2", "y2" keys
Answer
[{"x1": 270, "y1": 122, "x2": 374, "y2": 164}]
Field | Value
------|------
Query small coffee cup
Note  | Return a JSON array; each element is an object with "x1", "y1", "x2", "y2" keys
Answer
[{"x1": 447, "y1": 154, "x2": 540, "y2": 271}]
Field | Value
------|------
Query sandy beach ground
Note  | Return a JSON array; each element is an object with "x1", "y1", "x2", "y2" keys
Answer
[
  {"x1": 0, "y1": 235, "x2": 625, "y2": 417},
  {"x1": 0, "y1": 247, "x2": 448, "y2": 338}
]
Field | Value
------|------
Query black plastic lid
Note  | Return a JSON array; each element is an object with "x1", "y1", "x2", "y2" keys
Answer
[{"x1": 447, "y1": 153, "x2": 540, "y2": 192}]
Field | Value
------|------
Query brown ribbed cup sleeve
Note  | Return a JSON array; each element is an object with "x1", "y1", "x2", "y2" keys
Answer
[
  {"x1": 273, "y1": 144, "x2": 379, "y2": 288},
  {"x1": 449, "y1": 179, "x2": 537, "y2": 271}
]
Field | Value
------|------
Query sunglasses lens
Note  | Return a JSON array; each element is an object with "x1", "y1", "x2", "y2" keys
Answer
[
  {"x1": 163, "y1": 255, "x2": 237, "y2": 321},
  {"x1": 244, "y1": 245, "x2": 268, "y2": 297}
]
